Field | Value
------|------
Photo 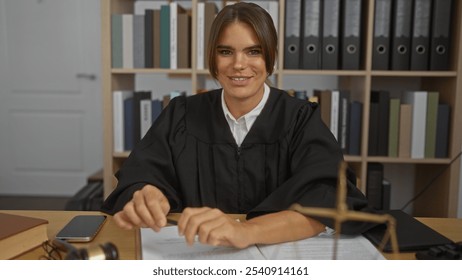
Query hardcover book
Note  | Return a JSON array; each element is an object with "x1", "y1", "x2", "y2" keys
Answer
[{"x1": 0, "y1": 213, "x2": 48, "y2": 259}]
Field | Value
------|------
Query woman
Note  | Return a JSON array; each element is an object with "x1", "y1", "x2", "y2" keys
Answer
[{"x1": 101, "y1": 2, "x2": 371, "y2": 248}]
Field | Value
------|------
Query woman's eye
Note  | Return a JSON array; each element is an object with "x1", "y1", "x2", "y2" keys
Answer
[
  {"x1": 248, "y1": 49, "x2": 262, "y2": 56},
  {"x1": 218, "y1": 49, "x2": 232, "y2": 56}
]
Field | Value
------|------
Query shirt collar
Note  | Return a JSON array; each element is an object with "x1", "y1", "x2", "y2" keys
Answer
[{"x1": 221, "y1": 83, "x2": 270, "y2": 130}]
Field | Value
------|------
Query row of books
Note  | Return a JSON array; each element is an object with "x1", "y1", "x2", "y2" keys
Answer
[
  {"x1": 111, "y1": 1, "x2": 281, "y2": 70},
  {"x1": 369, "y1": 90, "x2": 450, "y2": 159},
  {"x1": 111, "y1": 2, "x2": 195, "y2": 69},
  {"x1": 113, "y1": 90, "x2": 186, "y2": 152},
  {"x1": 284, "y1": 0, "x2": 364, "y2": 70},
  {"x1": 372, "y1": 0, "x2": 453, "y2": 71},
  {"x1": 290, "y1": 89, "x2": 362, "y2": 155},
  {"x1": 283, "y1": 0, "x2": 454, "y2": 71},
  {"x1": 311, "y1": 89, "x2": 363, "y2": 155},
  {"x1": 306, "y1": 89, "x2": 450, "y2": 159}
]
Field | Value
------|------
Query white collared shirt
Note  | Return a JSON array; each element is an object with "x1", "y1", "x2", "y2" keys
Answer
[{"x1": 222, "y1": 83, "x2": 270, "y2": 146}]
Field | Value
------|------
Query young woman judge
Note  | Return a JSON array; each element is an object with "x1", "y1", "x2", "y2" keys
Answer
[{"x1": 102, "y1": 2, "x2": 372, "y2": 248}]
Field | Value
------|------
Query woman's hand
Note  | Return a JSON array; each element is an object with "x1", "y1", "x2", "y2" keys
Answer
[
  {"x1": 177, "y1": 208, "x2": 325, "y2": 249},
  {"x1": 113, "y1": 184, "x2": 170, "y2": 232},
  {"x1": 177, "y1": 207, "x2": 251, "y2": 248}
]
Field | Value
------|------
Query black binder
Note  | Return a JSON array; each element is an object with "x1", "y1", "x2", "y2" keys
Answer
[
  {"x1": 341, "y1": 0, "x2": 363, "y2": 70},
  {"x1": 390, "y1": 0, "x2": 413, "y2": 70},
  {"x1": 372, "y1": 0, "x2": 392, "y2": 70},
  {"x1": 363, "y1": 210, "x2": 453, "y2": 252},
  {"x1": 301, "y1": 0, "x2": 322, "y2": 69},
  {"x1": 410, "y1": 0, "x2": 432, "y2": 70},
  {"x1": 321, "y1": 0, "x2": 340, "y2": 69},
  {"x1": 284, "y1": 0, "x2": 302, "y2": 69},
  {"x1": 429, "y1": 0, "x2": 453, "y2": 70}
]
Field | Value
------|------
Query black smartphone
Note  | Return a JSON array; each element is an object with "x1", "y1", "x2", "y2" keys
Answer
[{"x1": 55, "y1": 215, "x2": 107, "y2": 242}]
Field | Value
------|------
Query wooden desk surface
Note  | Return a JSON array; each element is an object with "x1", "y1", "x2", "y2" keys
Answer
[
  {"x1": 0, "y1": 210, "x2": 138, "y2": 260},
  {"x1": 2, "y1": 210, "x2": 461, "y2": 260}
]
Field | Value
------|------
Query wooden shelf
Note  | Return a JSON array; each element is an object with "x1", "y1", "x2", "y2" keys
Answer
[{"x1": 101, "y1": 0, "x2": 462, "y2": 217}]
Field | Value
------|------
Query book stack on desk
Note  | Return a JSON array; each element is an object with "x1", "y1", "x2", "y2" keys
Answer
[{"x1": 0, "y1": 213, "x2": 48, "y2": 259}]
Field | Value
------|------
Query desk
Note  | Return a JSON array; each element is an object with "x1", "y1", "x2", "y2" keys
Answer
[{"x1": 2, "y1": 210, "x2": 461, "y2": 260}]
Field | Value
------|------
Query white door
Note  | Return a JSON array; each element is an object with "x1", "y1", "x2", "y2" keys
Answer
[{"x1": 0, "y1": 0, "x2": 102, "y2": 196}]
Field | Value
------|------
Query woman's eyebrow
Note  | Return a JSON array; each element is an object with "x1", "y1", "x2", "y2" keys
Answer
[{"x1": 216, "y1": 44, "x2": 262, "y2": 50}]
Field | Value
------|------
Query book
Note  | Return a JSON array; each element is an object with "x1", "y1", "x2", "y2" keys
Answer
[
  {"x1": 321, "y1": 0, "x2": 341, "y2": 69},
  {"x1": 160, "y1": 4, "x2": 170, "y2": 68},
  {"x1": 429, "y1": 0, "x2": 453, "y2": 70},
  {"x1": 390, "y1": 0, "x2": 413, "y2": 70},
  {"x1": 313, "y1": 89, "x2": 332, "y2": 129},
  {"x1": 0, "y1": 213, "x2": 48, "y2": 259},
  {"x1": 133, "y1": 14, "x2": 145, "y2": 68},
  {"x1": 402, "y1": 91, "x2": 428, "y2": 159},
  {"x1": 435, "y1": 104, "x2": 450, "y2": 158},
  {"x1": 410, "y1": 0, "x2": 432, "y2": 70},
  {"x1": 113, "y1": 90, "x2": 133, "y2": 153},
  {"x1": 348, "y1": 101, "x2": 362, "y2": 155},
  {"x1": 122, "y1": 14, "x2": 134, "y2": 68},
  {"x1": 368, "y1": 102, "x2": 379, "y2": 156},
  {"x1": 197, "y1": 2, "x2": 219, "y2": 69},
  {"x1": 151, "y1": 99, "x2": 163, "y2": 124},
  {"x1": 388, "y1": 98, "x2": 400, "y2": 157},
  {"x1": 152, "y1": 9, "x2": 161, "y2": 68},
  {"x1": 144, "y1": 10, "x2": 154, "y2": 68},
  {"x1": 330, "y1": 90, "x2": 340, "y2": 140},
  {"x1": 370, "y1": 90, "x2": 390, "y2": 156},
  {"x1": 301, "y1": 0, "x2": 322, "y2": 69},
  {"x1": 341, "y1": 0, "x2": 363, "y2": 70},
  {"x1": 169, "y1": 3, "x2": 187, "y2": 70},
  {"x1": 177, "y1": 11, "x2": 191, "y2": 69},
  {"x1": 338, "y1": 90, "x2": 350, "y2": 153},
  {"x1": 133, "y1": 91, "x2": 152, "y2": 145},
  {"x1": 284, "y1": 0, "x2": 302, "y2": 69},
  {"x1": 123, "y1": 97, "x2": 135, "y2": 151},
  {"x1": 372, "y1": 0, "x2": 392, "y2": 70},
  {"x1": 111, "y1": 14, "x2": 123, "y2": 68},
  {"x1": 424, "y1": 91, "x2": 439, "y2": 158},
  {"x1": 398, "y1": 103, "x2": 412, "y2": 158}
]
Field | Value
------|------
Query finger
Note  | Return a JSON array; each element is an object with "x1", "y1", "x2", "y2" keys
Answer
[
  {"x1": 144, "y1": 188, "x2": 170, "y2": 230},
  {"x1": 113, "y1": 211, "x2": 135, "y2": 230},
  {"x1": 180, "y1": 208, "x2": 220, "y2": 246},
  {"x1": 132, "y1": 190, "x2": 156, "y2": 228},
  {"x1": 122, "y1": 200, "x2": 145, "y2": 228},
  {"x1": 183, "y1": 207, "x2": 224, "y2": 244}
]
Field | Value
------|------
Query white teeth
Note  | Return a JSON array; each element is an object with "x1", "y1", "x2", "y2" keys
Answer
[{"x1": 232, "y1": 77, "x2": 248, "y2": 81}]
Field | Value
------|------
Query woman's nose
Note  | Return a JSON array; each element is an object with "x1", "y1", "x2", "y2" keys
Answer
[{"x1": 233, "y1": 53, "x2": 247, "y2": 70}]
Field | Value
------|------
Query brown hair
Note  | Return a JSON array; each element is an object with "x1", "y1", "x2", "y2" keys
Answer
[{"x1": 207, "y1": 2, "x2": 278, "y2": 79}]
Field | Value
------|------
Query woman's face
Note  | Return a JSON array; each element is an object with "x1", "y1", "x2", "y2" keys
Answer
[{"x1": 215, "y1": 22, "x2": 267, "y2": 109}]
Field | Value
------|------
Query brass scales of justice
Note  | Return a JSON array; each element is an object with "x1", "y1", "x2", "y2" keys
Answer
[{"x1": 290, "y1": 161, "x2": 400, "y2": 259}]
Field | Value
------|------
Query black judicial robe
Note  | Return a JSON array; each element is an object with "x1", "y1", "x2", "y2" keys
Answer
[{"x1": 101, "y1": 87, "x2": 374, "y2": 234}]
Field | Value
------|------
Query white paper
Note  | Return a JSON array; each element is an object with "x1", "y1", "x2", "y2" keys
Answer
[
  {"x1": 257, "y1": 234, "x2": 386, "y2": 260},
  {"x1": 141, "y1": 226, "x2": 265, "y2": 260},
  {"x1": 141, "y1": 226, "x2": 385, "y2": 260}
]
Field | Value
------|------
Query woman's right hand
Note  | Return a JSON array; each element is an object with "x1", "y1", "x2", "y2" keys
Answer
[{"x1": 113, "y1": 184, "x2": 170, "y2": 232}]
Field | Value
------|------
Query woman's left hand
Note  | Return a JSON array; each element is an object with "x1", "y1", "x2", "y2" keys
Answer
[{"x1": 177, "y1": 207, "x2": 251, "y2": 248}]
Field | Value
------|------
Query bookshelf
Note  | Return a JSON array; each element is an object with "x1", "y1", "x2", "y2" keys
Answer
[{"x1": 101, "y1": 0, "x2": 462, "y2": 217}]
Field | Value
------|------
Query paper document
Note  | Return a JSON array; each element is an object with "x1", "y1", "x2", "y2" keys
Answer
[
  {"x1": 257, "y1": 234, "x2": 385, "y2": 260},
  {"x1": 141, "y1": 226, "x2": 384, "y2": 260},
  {"x1": 141, "y1": 226, "x2": 264, "y2": 260}
]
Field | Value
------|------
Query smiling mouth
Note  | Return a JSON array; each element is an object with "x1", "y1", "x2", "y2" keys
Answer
[{"x1": 230, "y1": 77, "x2": 251, "y2": 81}]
